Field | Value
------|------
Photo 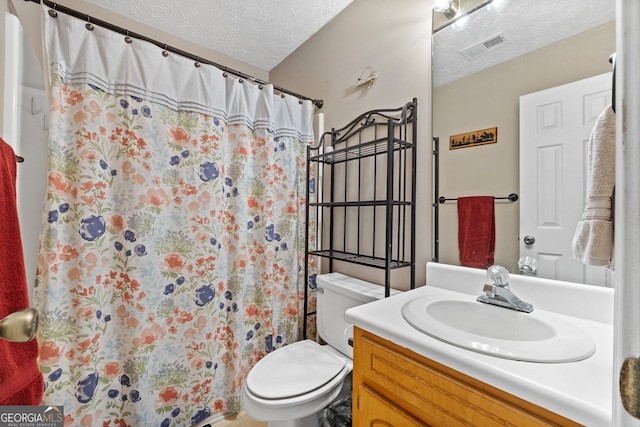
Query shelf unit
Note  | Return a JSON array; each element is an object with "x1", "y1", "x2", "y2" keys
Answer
[{"x1": 304, "y1": 99, "x2": 417, "y2": 337}]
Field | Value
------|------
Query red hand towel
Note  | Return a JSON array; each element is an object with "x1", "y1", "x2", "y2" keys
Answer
[
  {"x1": 0, "y1": 138, "x2": 43, "y2": 405},
  {"x1": 457, "y1": 196, "x2": 495, "y2": 269}
]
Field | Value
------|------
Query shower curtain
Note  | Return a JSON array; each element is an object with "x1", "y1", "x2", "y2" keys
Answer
[{"x1": 34, "y1": 7, "x2": 316, "y2": 426}]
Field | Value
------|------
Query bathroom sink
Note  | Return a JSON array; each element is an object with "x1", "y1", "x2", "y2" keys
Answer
[{"x1": 401, "y1": 297, "x2": 596, "y2": 363}]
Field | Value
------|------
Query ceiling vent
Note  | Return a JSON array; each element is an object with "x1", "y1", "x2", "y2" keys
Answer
[{"x1": 460, "y1": 33, "x2": 509, "y2": 60}]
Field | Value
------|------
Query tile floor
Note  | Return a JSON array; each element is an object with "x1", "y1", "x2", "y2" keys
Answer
[{"x1": 213, "y1": 411, "x2": 267, "y2": 427}]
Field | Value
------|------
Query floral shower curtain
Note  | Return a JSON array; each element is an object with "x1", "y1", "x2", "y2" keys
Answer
[{"x1": 34, "y1": 7, "x2": 316, "y2": 426}]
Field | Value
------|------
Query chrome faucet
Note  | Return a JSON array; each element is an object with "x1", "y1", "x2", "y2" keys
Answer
[{"x1": 477, "y1": 265, "x2": 533, "y2": 313}]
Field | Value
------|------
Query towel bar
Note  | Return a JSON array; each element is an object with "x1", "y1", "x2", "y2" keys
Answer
[{"x1": 438, "y1": 193, "x2": 518, "y2": 204}]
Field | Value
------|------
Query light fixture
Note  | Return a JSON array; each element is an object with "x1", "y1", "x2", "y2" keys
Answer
[
  {"x1": 433, "y1": 0, "x2": 459, "y2": 19},
  {"x1": 432, "y1": 0, "x2": 492, "y2": 34},
  {"x1": 355, "y1": 66, "x2": 379, "y2": 88}
]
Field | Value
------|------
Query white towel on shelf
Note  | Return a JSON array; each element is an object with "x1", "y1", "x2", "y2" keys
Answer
[{"x1": 572, "y1": 104, "x2": 616, "y2": 268}]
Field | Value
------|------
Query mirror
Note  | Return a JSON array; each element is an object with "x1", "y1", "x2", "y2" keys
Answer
[{"x1": 432, "y1": 0, "x2": 615, "y2": 283}]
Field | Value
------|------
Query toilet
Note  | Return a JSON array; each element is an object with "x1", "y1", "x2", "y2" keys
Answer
[{"x1": 242, "y1": 272, "x2": 397, "y2": 427}]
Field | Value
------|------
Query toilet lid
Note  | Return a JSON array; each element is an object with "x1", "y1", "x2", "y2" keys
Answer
[{"x1": 246, "y1": 340, "x2": 347, "y2": 399}]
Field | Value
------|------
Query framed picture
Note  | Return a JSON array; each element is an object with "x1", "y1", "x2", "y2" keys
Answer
[{"x1": 450, "y1": 127, "x2": 497, "y2": 150}]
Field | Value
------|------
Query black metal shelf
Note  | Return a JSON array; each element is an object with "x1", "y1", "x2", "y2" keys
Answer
[
  {"x1": 303, "y1": 99, "x2": 418, "y2": 339},
  {"x1": 308, "y1": 200, "x2": 413, "y2": 208},
  {"x1": 308, "y1": 250, "x2": 413, "y2": 269},
  {"x1": 308, "y1": 138, "x2": 414, "y2": 164}
]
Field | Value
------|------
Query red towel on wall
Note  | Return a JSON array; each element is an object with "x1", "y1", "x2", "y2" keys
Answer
[
  {"x1": 458, "y1": 196, "x2": 495, "y2": 269},
  {"x1": 0, "y1": 138, "x2": 43, "y2": 405}
]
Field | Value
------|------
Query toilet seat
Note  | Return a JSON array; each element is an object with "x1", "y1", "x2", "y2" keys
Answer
[
  {"x1": 243, "y1": 357, "x2": 350, "y2": 421},
  {"x1": 246, "y1": 339, "x2": 347, "y2": 400}
]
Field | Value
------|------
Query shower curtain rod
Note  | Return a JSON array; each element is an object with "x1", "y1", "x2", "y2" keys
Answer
[{"x1": 27, "y1": 0, "x2": 324, "y2": 109}]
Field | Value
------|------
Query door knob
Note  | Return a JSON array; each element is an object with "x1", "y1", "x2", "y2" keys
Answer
[
  {"x1": 0, "y1": 307, "x2": 38, "y2": 342},
  {"x1": 523, "y1": 235, "x2": 536, "y2": 245}
]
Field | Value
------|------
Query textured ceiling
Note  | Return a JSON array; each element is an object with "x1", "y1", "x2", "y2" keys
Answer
[
  {"x1": 84, "y1": 0, "x2": 353, "y2": 71},
  {"x1": 433, "y1": 0, "x2": 616, "y2": 87}
]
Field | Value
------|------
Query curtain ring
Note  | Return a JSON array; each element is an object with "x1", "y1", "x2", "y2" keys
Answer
[
  {"x1": 85, "y1": 16, "x2": 94, "y2": 31},
  {"x1": 298, "y1": 99, "x2": 303, "y2": 104},
  {"x1": 162, "y1": 44, "x2": 169, "y2": 57},
  {"x1": 238, "y1": 79, "x2": 244, "y2": 84},
  {"x1": 124, "y1": 30, "x2": 132, "y2": 44},
  {"x1": 258, "y1": 85, "x2": 264, "y2": 90},
  {"x1": 222, "y1": 72, "x2": 228, "y2": 78},
  {"x1": 194, "y1": 57, "x2": 201, "y2": 68},
  {"x1": 280, "y1": 94, "x2": 285, "y2": 98},
  {"x1": 49, "y1": 3, "x2": 58, "y2": 17}
]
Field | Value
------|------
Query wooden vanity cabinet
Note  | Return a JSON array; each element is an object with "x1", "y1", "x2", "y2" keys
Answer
[{"x1": 352, "y1": 327, "x2": 584, "y2": 427}]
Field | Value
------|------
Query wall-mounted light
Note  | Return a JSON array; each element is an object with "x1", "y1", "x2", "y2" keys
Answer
[
  {"x1": 433, "y1": 0, "x2": 459, "y2": 19},
  {"x1": 433, "y1": 0, "x2": 492, "y2": 33},
  {"x1": 355, "y1": 66, "x2": 379, "y2": 89}
]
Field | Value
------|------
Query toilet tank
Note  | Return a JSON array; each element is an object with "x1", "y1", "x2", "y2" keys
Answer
[{"x1": 316, "y1": 273, "x2": 398, "y2": 359}]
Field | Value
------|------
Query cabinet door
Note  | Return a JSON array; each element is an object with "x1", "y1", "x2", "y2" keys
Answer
[
  {"x1": 353, "y1": 327, "x2": 583, "y2": 427},
  {"x1": 356, "y1": 384, "x2": 429, "y2": 427}
]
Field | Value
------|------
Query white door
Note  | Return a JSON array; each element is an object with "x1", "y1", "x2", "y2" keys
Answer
[{"x1": 519, "y1": 73, "x2": 613, "y2": 286}]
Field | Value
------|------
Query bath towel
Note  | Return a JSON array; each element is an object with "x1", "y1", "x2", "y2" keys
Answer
[
  {"x1": 0, "y1": 138, "x2": 43, "y2": 405},
  {"x1": 572, "y1": 105, "x2": 616, "y2": 268},
  {"x1": 458, "y1": 196, "x2": 495, "y2": 269}
]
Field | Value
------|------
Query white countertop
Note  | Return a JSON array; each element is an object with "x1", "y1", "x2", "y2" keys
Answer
[{"x1": 344, "y1": 263, "x2": 613, "y2": 427}]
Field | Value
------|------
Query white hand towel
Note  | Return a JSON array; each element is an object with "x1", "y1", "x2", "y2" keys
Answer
[{"x1": 572, "y1": 105, "x2": 616, "y2": 268}]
